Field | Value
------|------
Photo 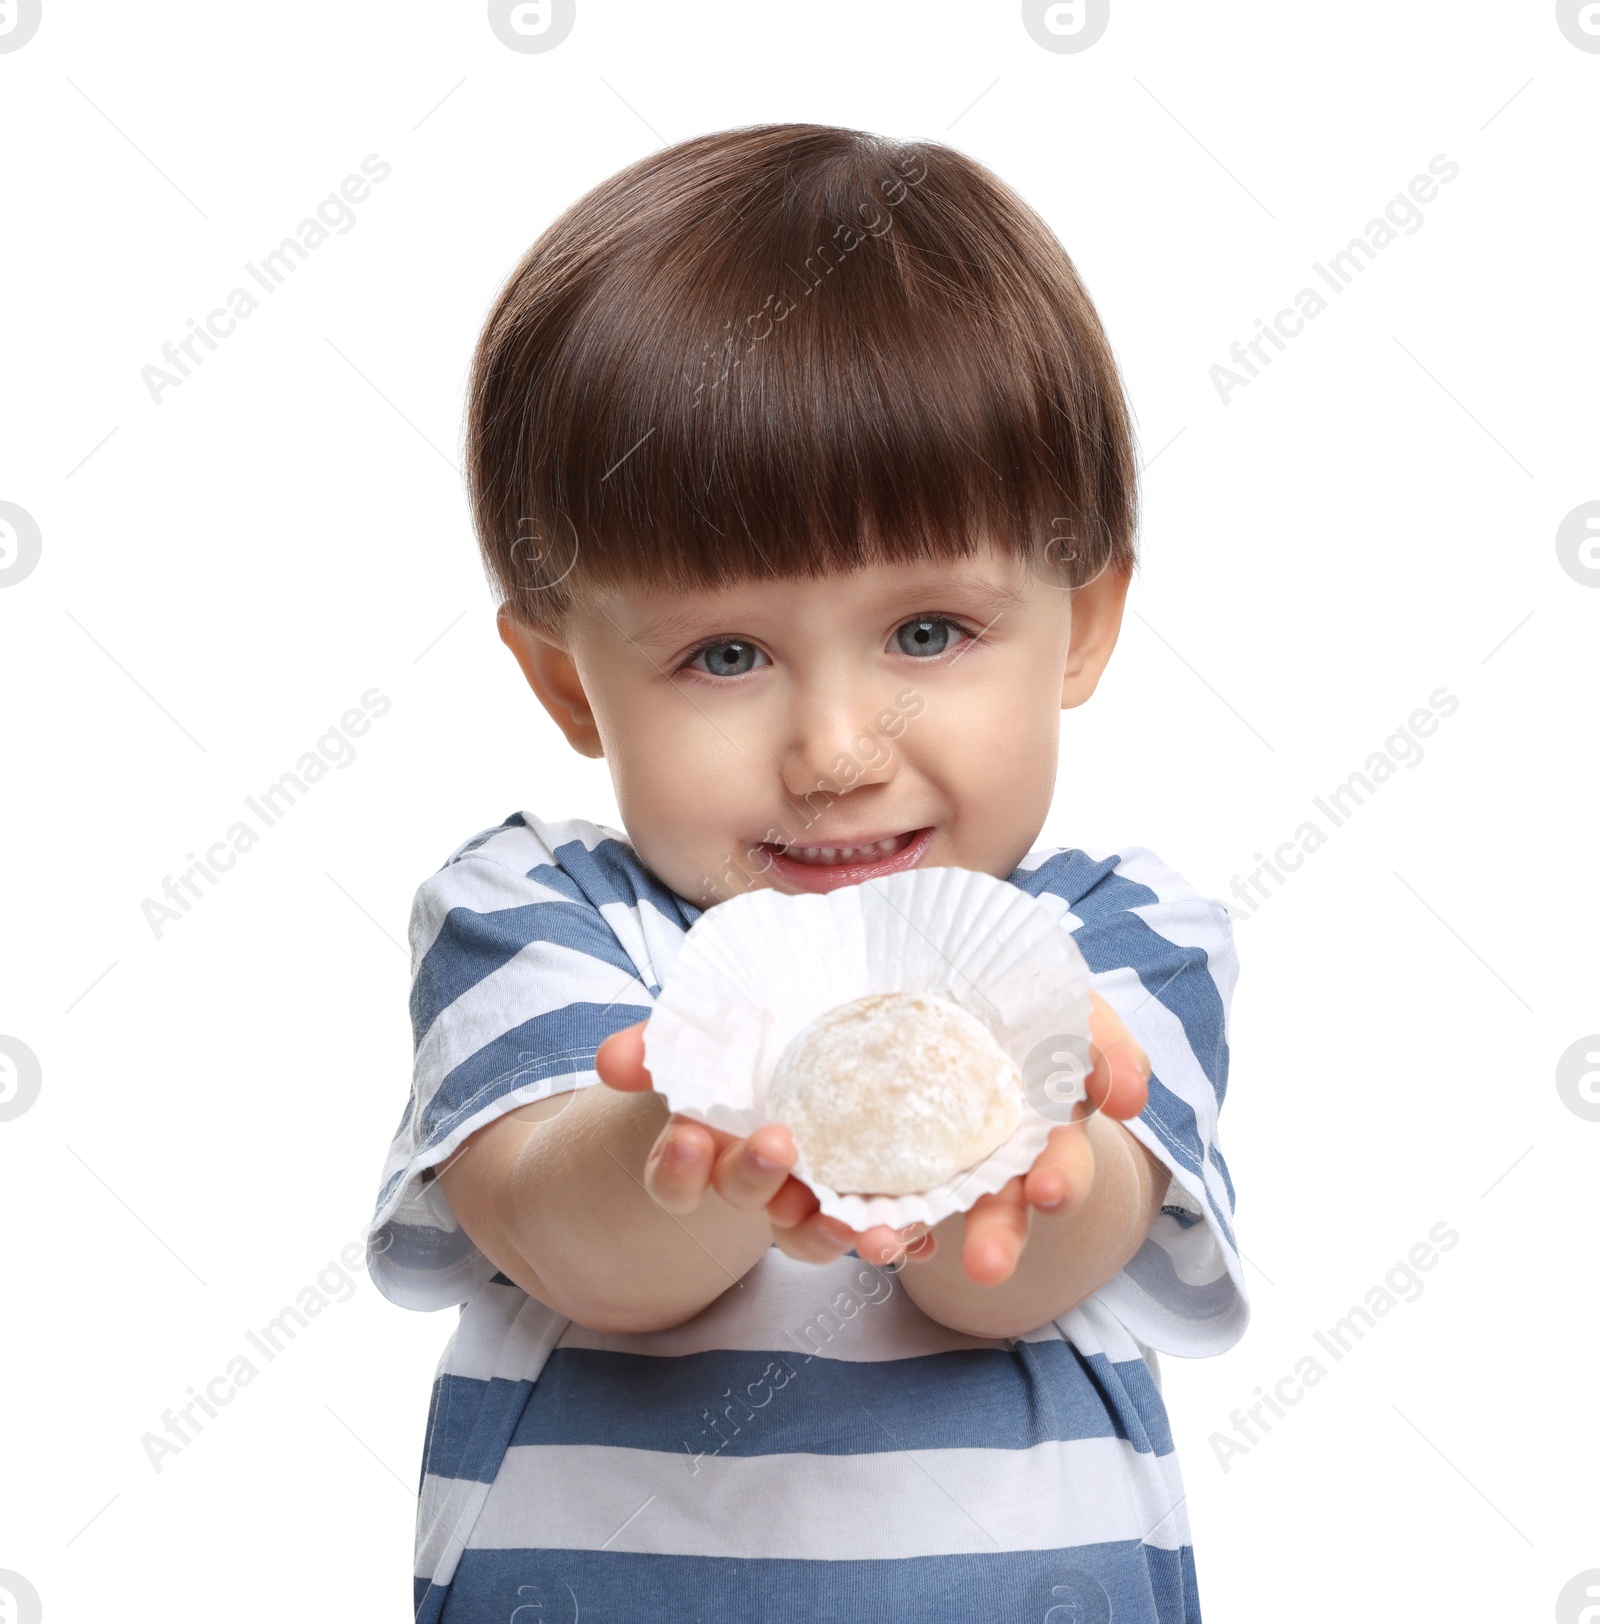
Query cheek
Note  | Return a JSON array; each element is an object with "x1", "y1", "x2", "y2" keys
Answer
[
  {"x1": 922, "y1": 669, "x2": 1060, "y2": 782},
  {"x1": 604, "y1": 697, "x2": 769, "y2": 893},
  {"x1": 969, "y1": 705, "x2": 1060, "y2": 806},
  {"x1": 613, "y1": 715, "x2": 713, "y2": 828},
  {"x1": 912, "y1": 670, "x2": 1062, "y2": 856}
]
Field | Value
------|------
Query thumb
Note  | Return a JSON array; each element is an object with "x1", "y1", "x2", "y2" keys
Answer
[
  {"x1": 1085, "y1": 991, "x2": 1151, "y2": 1121},
  {"x1": 595, "y1": 1020, "x2": 653, "y2": 1091}
]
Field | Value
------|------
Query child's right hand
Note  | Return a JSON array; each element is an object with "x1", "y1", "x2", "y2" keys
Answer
[{"x1": 596, "y1": 1022, "x2": 934, "y2": 1267}]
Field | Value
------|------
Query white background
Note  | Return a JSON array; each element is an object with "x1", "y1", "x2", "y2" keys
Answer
[{"x1": 2, "y1": 2, "x2": 1596, "y2": 1619}]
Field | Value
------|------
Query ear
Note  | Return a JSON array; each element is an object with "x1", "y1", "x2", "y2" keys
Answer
[
  {"x1": 497, "y1": 603, "x2": 604, "y2": 758},
  {"x1": 1061, "y1": 561, "x2": 1132, "y2": 710}
]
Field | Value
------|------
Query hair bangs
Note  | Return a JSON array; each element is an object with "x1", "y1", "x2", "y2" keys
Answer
[{"x1": 468, "y1": 123, "x2": 1138, "y2": 626}]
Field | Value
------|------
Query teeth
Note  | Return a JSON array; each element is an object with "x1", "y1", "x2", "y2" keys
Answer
[{"x1": 782, "y1": 835, "x2": 907, "y2": 866}]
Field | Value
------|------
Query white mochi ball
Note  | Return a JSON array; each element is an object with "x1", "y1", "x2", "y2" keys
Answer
[{"x1": 766, "y1": 991, "x2": 1025, "y2": 1196}]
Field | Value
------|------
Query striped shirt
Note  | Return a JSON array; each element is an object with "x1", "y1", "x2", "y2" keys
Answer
[{"x1": 367, "y1": 813, "x2": 1247, "y2": 1622}]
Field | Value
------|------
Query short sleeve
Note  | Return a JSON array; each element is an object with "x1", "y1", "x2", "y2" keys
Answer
[
  {"x1": 366, "y1": 842, "x2": 657, "y2": 1311},
  {"x1": 1013, "y1": 844, "x2": 1249, "y2": 1358}
]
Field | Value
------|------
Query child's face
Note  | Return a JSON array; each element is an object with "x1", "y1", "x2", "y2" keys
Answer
[{"x1": 502, "y1": 544, "x2": 1127, "y2": 906}]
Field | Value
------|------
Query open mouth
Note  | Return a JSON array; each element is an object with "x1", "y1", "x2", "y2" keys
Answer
[{"x1": 760, "y1": 827, "x2": 934, "y2": 892}]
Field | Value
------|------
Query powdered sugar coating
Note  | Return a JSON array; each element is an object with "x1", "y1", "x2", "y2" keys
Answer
[{"x1": 766, "y1": 990, "x2": 1025, "y2": 1196}]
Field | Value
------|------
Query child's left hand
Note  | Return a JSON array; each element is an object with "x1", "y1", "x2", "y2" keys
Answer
[{"x1": 842, "y1": 989, "x2": 1152, "y2": 1284}]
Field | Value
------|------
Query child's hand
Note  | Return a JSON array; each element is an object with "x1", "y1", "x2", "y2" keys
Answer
[
  {"x1": 848, "y1": 989, "x2": 1151, "y2": 1287},
  {"x1": 599, "y1": 991, "x2": 1147, "y2": 1286},
  {"x1": 596, "y1": 1023, "x2": 876, "y2": 1266}
]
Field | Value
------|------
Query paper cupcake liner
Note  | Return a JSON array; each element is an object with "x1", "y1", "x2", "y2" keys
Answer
[{"x1": 642, "y1": 865, "x2": 1096, "y2": 1230}]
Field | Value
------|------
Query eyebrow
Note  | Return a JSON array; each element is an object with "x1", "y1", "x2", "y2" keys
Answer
[
  {"x1": 623, "y1": 605, "x2": 729, "y2": 648},
  {"x1": 897, "y1": 571, "x2": 1028, "y2": 621},
  {"x1": 625, "y1": 570, "x2": 1028, "y2": 647}
]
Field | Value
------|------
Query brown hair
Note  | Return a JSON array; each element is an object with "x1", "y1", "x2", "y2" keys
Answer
[{"x1": 466, "y1": 122, "x2": 1139, "y2": 628}]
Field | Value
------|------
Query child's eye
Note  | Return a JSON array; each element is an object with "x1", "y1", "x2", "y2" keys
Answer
[
  {"x1": 892, "y1": 616, "x2": 970, "y2": 658},
  {"x1": 683, "y1": 638, "x2": 770, "y2": 678}
]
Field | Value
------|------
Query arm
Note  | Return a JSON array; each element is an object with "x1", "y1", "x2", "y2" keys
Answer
[
  {"x1": 894, "y1": 1116, "x2": 1168, "y2": 1339},
  {"x1": 438, "y1": 992, "x2": 1157, "y2": 1337},
  {"x1": 435, "y1": 1086, "x2": 765, "y2": 1333},
  {"x1": 435, "y1": 1027, "x2": 858, "y2": 1334}
]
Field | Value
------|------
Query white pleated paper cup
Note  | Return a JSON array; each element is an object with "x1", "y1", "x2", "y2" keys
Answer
[{"x1": 642, "y1": 865, "x2": 1096, "y2": 1230}]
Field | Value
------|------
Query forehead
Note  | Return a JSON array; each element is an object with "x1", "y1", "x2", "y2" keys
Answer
[{"x1": 590, "y1": 549, "x2": 1033, "y2": 644}]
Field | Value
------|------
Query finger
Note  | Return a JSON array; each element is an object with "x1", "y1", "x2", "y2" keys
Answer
[
  {"x1": 1023, "y1": 1122, "x2": 1096, "y2": 1215},
  {"x1": 850, "y1": 1223, "x2": 901, "y2": 1265},
  {"x1": 772, "y1": 1211, "x2": 858, "y2": 1265},
  {"x1": 962, "y1": 1178, "x2": 1030, "y2": 1286},
  {"x1": 595, "y1": 1021, "x2": 653, "y2": 1091},
  {"x1": 709, "y1": 1123, "x2": 798, "y2": 1212},
  {"x1": 1084, "y1": 992, "x2": 1151, "y2": 1120},
  {"x1": 641, "y1": 1116, "x2": 719, "y2": 1214},
  {"x1": 766, "y1": 1175, "x2": 821, "y2": 1230},
  {"x1": 852, "y1": 1222, "x2": 934, "y2": 1267},
  {"x1": 899, "y1": 1227, "x2": 937, "y2": 1263}
]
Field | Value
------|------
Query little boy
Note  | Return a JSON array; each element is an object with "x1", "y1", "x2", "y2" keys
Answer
[{"x1": 367, "y1": 122, "x2": 1246, "y2": 1623}]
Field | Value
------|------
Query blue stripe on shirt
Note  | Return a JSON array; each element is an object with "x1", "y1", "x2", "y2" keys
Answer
[
  {"x1": 411, "y1": 897, "x2": 646, "y2": 1049},
  {"x1": 422, "y1": 1373, "x2": 536, "y2": 1485},
  {"x1": 418, "y1": 1001, "x2": 647, "y2": 1140},
  {"x1": 541, "y1": 833, "x2": 703, "y2": 931},
  {"x1": 1015, "y1": 852, "x2": 1231, "y2": 1105},
  {"x1": 1075, "y1": 909, "x2": 1229, "y2": 1107},
  {"x1": 419, "y1": 1343, "x2": 1171, "y2": 1470},
  {"x1": 417, "y1": 1540, "x2": 1199, "y2": 1624}
]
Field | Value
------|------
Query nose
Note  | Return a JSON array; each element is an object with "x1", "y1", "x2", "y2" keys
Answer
[{"x1": 777, "y1": 667, "x2": 898, "y2": 804}]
